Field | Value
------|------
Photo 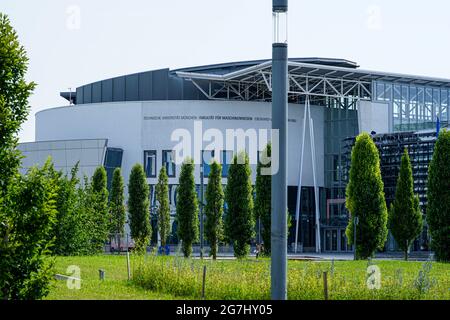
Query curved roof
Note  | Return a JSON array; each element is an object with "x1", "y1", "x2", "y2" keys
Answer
[{"x1": 62, "y1": 57, "x2": 450, "y2": 105}]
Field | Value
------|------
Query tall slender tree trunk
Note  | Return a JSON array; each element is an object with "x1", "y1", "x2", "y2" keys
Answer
[
  {"x1": 404, "y1": 240, "x2": 409, "y2": 261},
  {"x1": 212, "y1": 239, "x2": 217, "y2": 260},
  {"x1": 117, "y1": 233, "x2": 121, "y2": 255}
]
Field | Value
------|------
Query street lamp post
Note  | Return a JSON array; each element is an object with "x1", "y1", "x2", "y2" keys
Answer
[
  {"x1": 271, "y1": 0, "x2": 288, "y2": 301},
  {"x1": 200, "y1": 160, "x2": 204, "y2": 259}
]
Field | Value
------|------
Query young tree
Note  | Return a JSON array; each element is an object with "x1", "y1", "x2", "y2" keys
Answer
[
  {"x1": 225, "y1": 151, "x2": 255, "y2": 258},
  {"x1": 254, "y1": 144, "x2": 272, "y2": 254},
  {"x1": 345, "y1": 133, "x2": 388, "y2": 260},
  {"x1": 205, "y1": 161, "x2": 224, "y2": 260},
  {"x1": 109, "y1": 168, "x2": 126, "y2": 254},
  {"x1": 389, "y1": 148, "x2": 423, "y2": 261},
  {"x1": 427, "y1": 129, "x2": 450, "y2": 262},
  {"x1": 1, "y1": 160, "x2": 58, "y2": 299},
  {"x1": 51, "y1": 163, "x2": 89, "y2": 256},
  {"x1": 89, "y1": 166, "x2": 109, "y2": 253},
  {"x1": 176, "y1": 158, "x2": 199, "y2": 257},
  {"x1": 156, "y1": 167, "x2": 171, "y2": 248},
  {"x1": 128, "y1": 164, "x2": 151, "y2": 252},
  {"x1": 74, "y1": 175, "x2": 96, "y2": 255}
]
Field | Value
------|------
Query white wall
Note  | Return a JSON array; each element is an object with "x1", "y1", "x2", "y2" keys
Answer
[
  {"x1": 34, "y1": 100, "x2": 325, "y2": 189},
  {"x1": 358, "y1": 101, "x2": 390, "y2": 135}
]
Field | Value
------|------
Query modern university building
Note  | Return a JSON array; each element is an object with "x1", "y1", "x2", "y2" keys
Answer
[{"x1": 18, "y1": 57, "x2": 450, "y2": 253}]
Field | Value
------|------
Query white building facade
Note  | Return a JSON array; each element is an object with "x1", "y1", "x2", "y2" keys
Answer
[{"x1": 19, "y1": 58, "x2": 450, "y2": 252}]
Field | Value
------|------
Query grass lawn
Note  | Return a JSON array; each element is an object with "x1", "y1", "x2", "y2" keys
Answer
[
  {"x1": 46, "y1": 255, "x2": 450, "y2": 300},
  {"x1": 46, "y1": 255, "x2": 178, "y2": 300}
]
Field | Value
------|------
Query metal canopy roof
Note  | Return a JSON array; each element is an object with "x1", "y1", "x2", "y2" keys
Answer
[
  {"x1": 172, "y1": 57, "x2": 359, "y2": 75},
  {"x1": 176, "y1": 61, "x2": 450, "y2": 102}
]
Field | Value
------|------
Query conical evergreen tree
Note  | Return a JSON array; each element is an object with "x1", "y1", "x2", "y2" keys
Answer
[
  {"x1": 427, "y1": 129, "x2": 450, "y2": 262},
  {"x1": 389, "y1": 148, "x2": 423, "y2": 261},
  {"x1": 156, "y1": 166, "x2": 171, "y2": 248},
  {"x1": 346, "y1": 133, "x2": 388, "y2": 260},
  {"x1": 90, "y1": 166, "x2": 109, "y2": 253},
  {"x1": 225, "y1": 151, "x2": 255, "y2": 258},
  {"x1": 128, "y1": 164, "x2": 151, "y2": 252},
  {"x1": 109, "y1": 168, "x2": 126, "y2": 253},
  {"x1": 205, "y1": 161, "x2": 224, "y2": 260},
  {"x1": 254, "y1": 144, "x2": 272, "y2": 254},
  {"x1": 176, "y1": 158, "x2": 199, "y2": 257}
]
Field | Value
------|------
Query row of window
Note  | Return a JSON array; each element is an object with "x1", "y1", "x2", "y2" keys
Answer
[
  {"x1": 144, "y1": 150, "x2": 176, "y2": 178},
  {"x1": 143, "y1": 149, "x2": 268, "y2": 179}
]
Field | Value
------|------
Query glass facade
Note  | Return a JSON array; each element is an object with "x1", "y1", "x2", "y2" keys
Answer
[
  {"x1": 342, "y1": 131, "x2": 437, "y2": 252},
  {"x1": 104, "y1": 148, "x2": 123, "y2": 192},
  {"x1": 375, "y1": 81, "x2": 449, "y2": 132},
  {"x1": 202, "y1": 150, "x2": 233, "y2": 177},
  {"x1": 288, "y1": 186, "x2": 324, "y2": 250},
  {"x1": 324, "y1": 98, "x2": 359, "y2": 222}
]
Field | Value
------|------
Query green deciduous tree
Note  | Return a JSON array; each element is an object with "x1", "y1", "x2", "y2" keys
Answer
[
  {"x1": 0, "y1": 160, "x2": 57, "y2": 299},
  {"x1": 205, "y1": 161, "x2": 224, "y2": 260},
  {"x1": 427, "y1": 129, "x2": 450, "y2": 262},
  {"x1": 225, "y1": 151, "x2": 255, "y2": 258},
  {"x1": 51, "y1": 163, "x2": 90, "y2": 256},
  {"x1": 389, "y1": 148, "x2": 423, "y2": 261},
  {"x1": 0, "y1": 13, "x2": 36, "y2": 197},
  {"x1": 75, "y1": 176, "x2": 96, "y2": 255},
  {"x1": 128, "y1": 164, "x2": 151, "y2": 252},
  {"x1": 176, "y1": 158, "x2": 199, "y2": 257},
  {"x1": 254, "y1": 144, "x2": 272, "y2": 254},
  {"x1": 156, "y1": 166, "x2": 171, "y2": 248},
  {"x1": 88, "y1": 166, "x2": 109, "y2": 253},
  {"x1": 0, "y1": 13, "x2": 57, "y2": 300},
  {"x1": 345, "y1": 133, "x2": 388, "y2": 260},
  {"x1": 109, "y1": 168, "x2": 126, "y2": 253}
]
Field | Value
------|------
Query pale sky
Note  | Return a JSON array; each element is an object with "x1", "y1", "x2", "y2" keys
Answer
[{"x1": 1, "y1": 0, "x2": 450, "y2": 143}]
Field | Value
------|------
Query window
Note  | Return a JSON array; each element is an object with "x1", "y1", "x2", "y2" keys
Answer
[
  {"x1": 221, "y1": 151, "x2": 233, "y2": 177},
  {"x1": 104, "y1": 148, "x2": 123, "y2": 192},
  {"x1": 333, "y1": 155, "x2": 340, "y2": 182},
  {"x1": 148, "y1": 184, "x2": 156, "y2": 213},
  {"x1": 202, "y1": 150, "x2": 215, "y2": 177},
  {"x1": 202, "y1": 150, "x2": 233, "y2": 177},
  {"x1": 376, "y1": 82, "x2": 384, "y2": 101},
  {"x1": 163, "y1": 150, "x2": 176, "y2": 177},
  {"x1": 144, "y1": 150, "x2": 157, "y2": 178}
]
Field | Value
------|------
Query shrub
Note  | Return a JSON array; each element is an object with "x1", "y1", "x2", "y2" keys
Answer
[{"x1": 0, "y1": 161, "x2": 57, "y2": 299}]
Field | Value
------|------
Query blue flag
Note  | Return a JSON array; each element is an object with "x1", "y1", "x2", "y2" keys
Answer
[{"x1": 436, "y1": 116, "x2": 440, "y2": 137}]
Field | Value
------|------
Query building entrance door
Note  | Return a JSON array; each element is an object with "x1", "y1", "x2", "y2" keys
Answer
[{"x1": 324, "y1": 228, "x2": 350, "y2": 252}]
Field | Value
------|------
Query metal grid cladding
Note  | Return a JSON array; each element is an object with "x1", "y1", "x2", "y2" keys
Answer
[{"x1": 342, "y1": 130, "x2": 439, "y2": 215}]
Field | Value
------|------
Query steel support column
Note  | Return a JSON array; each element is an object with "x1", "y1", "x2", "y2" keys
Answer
[{"x1": 271, "y1": 42, "x2": 288, "y2": 300}]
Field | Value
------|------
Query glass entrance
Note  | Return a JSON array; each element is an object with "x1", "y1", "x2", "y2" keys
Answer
[{"x1": 324, "y1": 228, "x2": 351, "y2": 252}]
